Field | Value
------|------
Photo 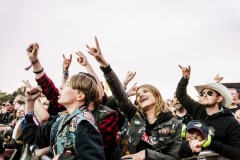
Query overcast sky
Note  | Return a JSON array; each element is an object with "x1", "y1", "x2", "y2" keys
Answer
[{"x1": 1, "y1": 0, "x2": 240, "y2": 99}]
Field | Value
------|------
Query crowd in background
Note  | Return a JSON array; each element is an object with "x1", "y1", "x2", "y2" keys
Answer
[{"x1": 0, "y1": 37, "x2": 240, "y2": 160}]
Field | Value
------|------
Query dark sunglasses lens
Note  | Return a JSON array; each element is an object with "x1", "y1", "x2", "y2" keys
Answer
[
  {"x1": 200, "y1": 91, "x2": 204, "y2": 97},
  {"x1": 207, "y1": 91, "x2": 213, "y2": 96},
  {"x1": 200, "y1": 91, "x2": 213, "y2": 97}
]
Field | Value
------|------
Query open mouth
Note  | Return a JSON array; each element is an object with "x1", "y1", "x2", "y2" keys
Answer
[{"x1": 140, "y1": 97, "x2": 147, "y2": 103}]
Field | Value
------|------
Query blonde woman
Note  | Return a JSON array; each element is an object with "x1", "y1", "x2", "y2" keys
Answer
[{"x1": 87, "y1": 37, "x2": 182, "y2": 160}]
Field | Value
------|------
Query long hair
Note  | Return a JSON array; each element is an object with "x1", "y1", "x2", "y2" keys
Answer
[
  {"x1": 136, "y1": 84, "x2": 169, "y2": 117},
  {"x1": 70, "y1": 73, "x2": 99, "y2": 106}
]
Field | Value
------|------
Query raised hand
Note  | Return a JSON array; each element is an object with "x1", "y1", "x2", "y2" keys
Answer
[
  {"x1": 27, "y1": 43, "x2": 39, "y2": 61},
  {"x1": 188, "y1": 139, "x2": 206, "y2": 153},
  {"x1": 86, "y1": 36, "x2": 107, "y2": 66},
  {"x1": 62, "y1": 54, "x2": 72, "y2": 71},
  {"x1": 76, "y1": 51, "x2": 89, "y2": 66},
  {"x1": 123, "y1": 71, "x2": 136, "y2": 85},
  {"x1": 214, "y1": 74, "x2": 223, "y2": 83},
  {"x1": 24, "y1": 86, "x2": 42, "y2": 102},
  {"x1": 25, "y1": 43, "x2": 40, "y2": 70},
  {"x1": 22, "y1": 80, "x2": 32, "y2": 88},
  {"x1": 179, "y1": 65, "x2": 191, "y2": 79}
]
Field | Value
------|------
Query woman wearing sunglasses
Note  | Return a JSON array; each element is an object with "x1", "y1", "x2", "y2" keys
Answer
[{"x1": 176, "y1": 65, "x2": 240, "y2": 160}]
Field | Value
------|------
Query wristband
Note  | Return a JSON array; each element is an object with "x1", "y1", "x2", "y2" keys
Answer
[
  {"x1": 63, "y1": 70, "x2": 69, "y2": 79},
  {"x1": 25, "y1": 59, "x2": 39, "y2": 70},
  {"x1": 33, "y1": 68, "x2": 44, "y2": 74}
]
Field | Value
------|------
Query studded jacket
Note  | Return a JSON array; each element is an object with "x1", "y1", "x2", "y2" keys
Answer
[
  {"x1": 100, "y1": 65, "x2": 182, "y2": 160},
  {"x1": 23, "y1": 107, "x2": 105, "y2": 160}
]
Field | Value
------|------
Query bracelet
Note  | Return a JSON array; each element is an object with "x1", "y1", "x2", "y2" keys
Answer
[
  {"x1": 31, "y1": 59, "x2": 39, "y2": 65},
  {"x1": 63, "y1": 70, "x2": 69, "y2": 79},
  {"x1": 33, "y1": 68, "x2": 44, "y2": 74},
  {"x1": 25, "y1": 59, "x2": 39, "y2": 71}
]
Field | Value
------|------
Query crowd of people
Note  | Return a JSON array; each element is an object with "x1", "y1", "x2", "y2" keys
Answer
[{"x1": 0, "y1": 37, "x2": 240, "y2": 160}]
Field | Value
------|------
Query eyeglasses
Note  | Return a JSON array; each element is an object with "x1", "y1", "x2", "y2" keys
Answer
[{"x1": 200, "y1": 90, "x2": 214, "y2": 97}]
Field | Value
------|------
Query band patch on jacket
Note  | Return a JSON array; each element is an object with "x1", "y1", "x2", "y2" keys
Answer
[
  {"x1": 69, "y1": 116, "x2": 79, "y2": 132},
  {"x1": 141, "y1": 132, "x2": 153, "y2": 145},
  {"x1": 63, "y1": 147, "x2": 76, "y2": 156},
  {"x1": 83, "y1": 111, "x2": 95, "y2": 123},
  {"x1": 158, "y1": 126, "x2": 176, "y2": 134}
]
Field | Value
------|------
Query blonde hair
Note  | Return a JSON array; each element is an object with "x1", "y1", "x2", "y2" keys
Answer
[
  {"x1": 70, "y1": 73, "x2": 99, "y2": 106},
  {"x1": 136, "y1": 84, "x2": 169, "y2": 117}
]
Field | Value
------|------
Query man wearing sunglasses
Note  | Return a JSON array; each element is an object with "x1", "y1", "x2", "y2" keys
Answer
[
  {"x1": 176, "y1": 65, "x2": 240, "y2": 160},
  {"x1": 0, "y1": 101, "x2": 14, "y2": 125}
]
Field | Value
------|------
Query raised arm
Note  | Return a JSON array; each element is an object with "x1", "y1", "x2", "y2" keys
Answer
[
  {"x1": 22, "y1": 80, "x2": 50, "y2": 124},
  {"x1": 25, "y1": 43, "x2": 65, "y2": 115},
  {"x1": 61, "y1": 54, "x2": 72, "y2": 86},
  {"x1": 26, "y1": 43, "x2": 45, "y2": 79},
  {"x1": 23, "y1": 85, "x2": 57, "y2": 147},
  {"x1": 76, "y1": 51, "x2": 104, "y2": 100},
  {"x1": 122, "y1": 71, "x2": 136, "y2": 90},
  {"x1": 176, "y1": 65, "x2": 206, "y2": 119},
  {"x1": 86, "y1": 36, "x2": 137, "y2": 120}
]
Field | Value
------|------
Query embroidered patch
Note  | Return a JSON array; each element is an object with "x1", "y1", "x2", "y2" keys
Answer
[
  {"x1": 141, "y1": 132, "x2": 153, "y2": 145},
  {"x1": 69, "y1": 116, "x2": 79, "y2": 132},
  {"x1": 122, "y1": 138, "x2": 128, "y2": 146},
  {"x1": 83, "y1": 112, "x2": 95, "y2": 123},
  {"x1": 63, "y1": 147, "x2": 76, "y2": 156},
  {"x1": 158, "y1": 127, "x2": 171, "y2": 134}
]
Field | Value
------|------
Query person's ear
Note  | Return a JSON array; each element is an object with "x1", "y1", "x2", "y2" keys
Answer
[
  {"x1": 216, "y1": 95, "x2": 223, "y2": 103},
  {"x1": 76, "y1": 92, "x2": 85, "y2": 101}
]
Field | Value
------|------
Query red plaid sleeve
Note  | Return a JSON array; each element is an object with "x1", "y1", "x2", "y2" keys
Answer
[
  {"x1": 97, "y1": 110, "x2": 118, "y2": 148},
  {"x1": 36, "y1": 73, "x2": 65, "y2": 111}
]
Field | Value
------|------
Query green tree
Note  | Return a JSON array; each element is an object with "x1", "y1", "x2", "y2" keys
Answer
[{"x1": 0, "y1": 88, "x2": 24, "y2": 105}]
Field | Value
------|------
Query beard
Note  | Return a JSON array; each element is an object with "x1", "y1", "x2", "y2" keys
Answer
[{"x1": 201, "y1": 100, "x2": 216, "y2": 108}]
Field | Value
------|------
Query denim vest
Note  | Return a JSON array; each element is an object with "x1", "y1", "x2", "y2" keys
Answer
[{"x1": 50, "y1": 107, "x2": 96, "y2": 156}]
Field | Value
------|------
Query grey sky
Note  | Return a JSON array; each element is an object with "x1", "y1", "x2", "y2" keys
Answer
[{"x1": 1, "y1": 0, "x2": 240, "y2": 99}]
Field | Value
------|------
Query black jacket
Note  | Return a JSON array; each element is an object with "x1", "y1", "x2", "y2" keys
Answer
[
  {"x1": 176, "y1": 77, "x2": 240, "y2": 160},
  {"x1": 101, "y1": 65, "x2": 182, "y2": 160}
]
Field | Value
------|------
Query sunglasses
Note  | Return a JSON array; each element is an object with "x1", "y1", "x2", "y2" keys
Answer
[{"x1": 200, "y1": 90, "x2": 214, "y2": 97}]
